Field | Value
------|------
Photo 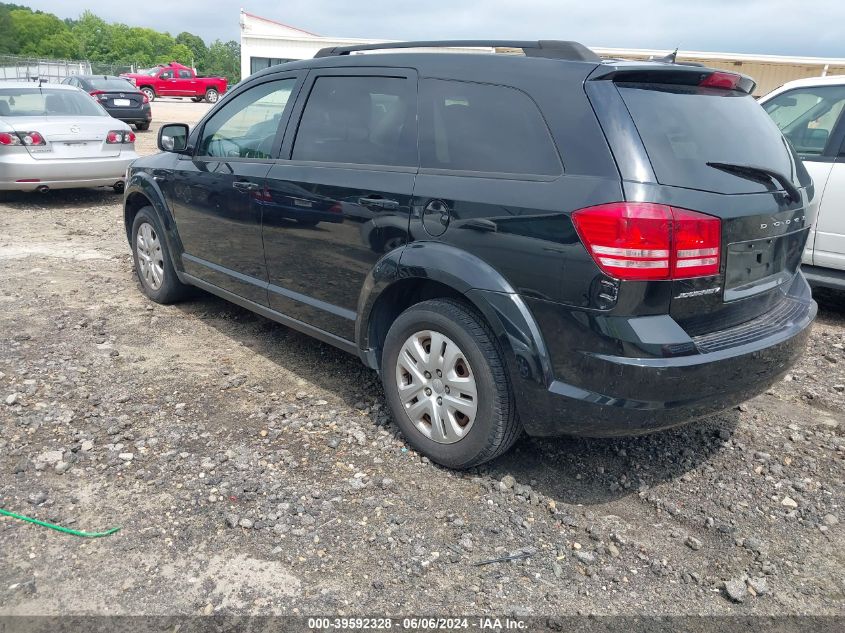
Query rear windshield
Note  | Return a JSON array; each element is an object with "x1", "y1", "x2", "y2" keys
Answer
[
  {"x1": 618, "y1": 84, "x2": 797, "y2": 194},
  {"x1": 88, "y1": 77, "x2": 136, "y2": 92},
  {"x1": 0, "y1": 88, "x2": 105, "y2": 117}
]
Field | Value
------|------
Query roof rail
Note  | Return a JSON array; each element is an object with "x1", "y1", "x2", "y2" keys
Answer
[{"x1": 313, "y1": 40, "x2": 601, "y2": 62}]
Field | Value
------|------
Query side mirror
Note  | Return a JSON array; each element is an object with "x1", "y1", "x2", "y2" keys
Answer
[{"x1": 158, "y1": 123, "x2": 190, "y2": 153}]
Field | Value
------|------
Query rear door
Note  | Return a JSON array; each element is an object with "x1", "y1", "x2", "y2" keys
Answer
[
  {"x1": 262, "y1": 69, "x2": 418, "y2": 340},
  {"x1": 164, "y1": 74, "x2": 302, "y2": 304},
  {"x1": 761, "y1": 84, "x2": 845, "y2": 267},
  {"x1": 172, "y1": 69, "x2": 197, "y2": 96}
]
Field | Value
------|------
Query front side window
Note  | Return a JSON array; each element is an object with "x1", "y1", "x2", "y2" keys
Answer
[
  {"x1": 160, "y1": 70, "x2": 174, "y2": 79},
  {"x1": 418, "y1": 79, "x2": 561, "y2": 176},
  {"x1": 291, "y1": 75, "x2": 417, "y2": 167},
  {"x1": 762, "y1": 85, "x2": 845, "y2": 155},
  {"x1": 198, "y1": 78, "x2": 296, "y2": 159},
  {"x1": 0, "y1": 88, "x2": 105, "y2": 117}
]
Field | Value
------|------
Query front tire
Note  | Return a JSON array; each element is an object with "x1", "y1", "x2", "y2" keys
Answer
[
  {"x1": 131, "y1": 207, "x2": 190, "y2": 304},
  {"x1": 381, "y1": 299, "x2": 521, "y2": 469},
  {"x1": 205, "y1": 88, "x2": 219, "y2": 104}
]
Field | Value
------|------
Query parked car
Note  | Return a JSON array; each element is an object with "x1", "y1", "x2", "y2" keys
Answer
[
  {"x1": 123, "y1": 40, "x2": 816, "y2": 468},
  {"x1": 0, "y1": 81, "x2": 138, "y2": 193},
  {"x1": 61, "y1": 75, "x2": 152, "y2": 131},
  {"x1": 121, "y1": 62, "x2": 227, "y2": 104},
  {"x1": 760, "y1": 76, "x2": 845, "y2": 290}
]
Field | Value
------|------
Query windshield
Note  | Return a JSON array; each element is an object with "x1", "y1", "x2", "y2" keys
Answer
[
  {"x1": 0, "y1": 88, "x2": 106, "y2": 117},
  {"x1": 618, "y1": 83, "x2": 798, "y2": 194},
  {"x1": 89, "y1": 77, "x2": 137, "y2": 92}
]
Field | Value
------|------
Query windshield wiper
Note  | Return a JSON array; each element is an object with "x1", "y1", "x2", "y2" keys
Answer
[{"x1": 706, "y1": 161, "x2": 801, "y2": 203}]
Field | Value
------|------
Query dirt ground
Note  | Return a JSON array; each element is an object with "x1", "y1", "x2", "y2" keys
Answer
[{"x1": 0, "y1": 101, "x2": 843, "y2": 618}]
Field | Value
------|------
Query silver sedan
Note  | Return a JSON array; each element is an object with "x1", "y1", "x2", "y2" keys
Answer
[{"x1": 0, "y1": 81, "x2": 139, "y2": 192}]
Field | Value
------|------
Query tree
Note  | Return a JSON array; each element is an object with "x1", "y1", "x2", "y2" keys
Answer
[
  {"x1": 176, "y1": 31, "x2": 207, "y2": 68},
  {"x1": 9, "y1": 9, "x2": 68, "y2": 55},
  {"x1": 40, "y1": 30, "x2": 80, "y2": 59},
  {"x1": 204, "y1": 39, "x2": 240, "y2": 84}
]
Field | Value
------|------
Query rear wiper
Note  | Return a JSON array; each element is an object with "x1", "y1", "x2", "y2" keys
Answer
[{"x1": 706, "y1": 161, "x2": 801, "y2": 203}]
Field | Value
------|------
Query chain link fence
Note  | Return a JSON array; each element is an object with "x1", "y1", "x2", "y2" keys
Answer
[{"x1": 0, "y1": 55, "x2": 137, "y2": 82}]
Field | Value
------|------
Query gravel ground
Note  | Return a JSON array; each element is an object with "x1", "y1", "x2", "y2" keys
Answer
[{"x1": 0, "y1": 103, "x2": 843, "y2": 617}]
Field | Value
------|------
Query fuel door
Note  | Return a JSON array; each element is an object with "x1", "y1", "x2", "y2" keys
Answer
[{"x1": 422, "y1": 199, "x2": 451, "y2": 237}]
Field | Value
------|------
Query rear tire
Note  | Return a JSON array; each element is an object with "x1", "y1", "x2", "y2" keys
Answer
[
  {"x1": 135, "y1": 122, "x2": 150, "y2": 131},
  {"x1": 140, "y1": 87, "x2": 155, "y2": 102},
  {"x1": 131, "y1": 206, "x2": 190, "y2": 304},
  {"x1": 205, "y1": 88, "x2": 219, "y2": 104},
  {"x1": 381, "y1": 298, "x2": 522, "y2": 469}
]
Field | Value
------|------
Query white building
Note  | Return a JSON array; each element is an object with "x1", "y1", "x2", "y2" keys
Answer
[{"x1": 239, "y1": 9, "x2": 845, "y2": 96}]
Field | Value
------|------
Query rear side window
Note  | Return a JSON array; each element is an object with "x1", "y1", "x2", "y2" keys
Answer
[
  {"x1": 419, "y1": 79, "x2": 561, "y2": 176},
  {"x1": 292, "y1": 76, "x2": 417, "y2": 167},
  {"x1": 619, "y1": 84, "x2": 796, "y2": 194},
  {"x1": 762, "y1": 85, "x2": 845, "y2": 156}
]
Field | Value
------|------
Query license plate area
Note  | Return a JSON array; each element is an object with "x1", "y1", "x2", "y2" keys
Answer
[
  {"x1": 113, "y1": 99, "x2": 131, "y2": 106},
  {"x1": 724, "y1": 230, "x2": 804, "y2": 301}
]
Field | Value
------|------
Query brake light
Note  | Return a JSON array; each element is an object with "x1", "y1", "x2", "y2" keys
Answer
[
  {"x1": 0, "y1": 131, "x2": 45, "y2": 146},
  {"x1": 700, "y1": 71, "x2": 742, "y2": 90},
  {"x1": 106, "y1": 130, "x2": 134, "y2": 144},
  {"x1": 141, "y1": 93, "x2": 149, "y2": 104},
  {"x1": 571, "y1": 202, "x2": 720, "y2": 280}
]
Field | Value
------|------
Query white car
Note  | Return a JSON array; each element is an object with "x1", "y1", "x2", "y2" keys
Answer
[
  {"x1": 761, "y1": 76, "x2": 845, "y2": 290},
  {"x1": 0, "y1": 81, "x2": 138, "y2": 193}
]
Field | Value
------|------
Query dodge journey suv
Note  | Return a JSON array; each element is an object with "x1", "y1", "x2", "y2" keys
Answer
[{"x1": 123, "y1": 40, "x2": 817, "y2": 468}]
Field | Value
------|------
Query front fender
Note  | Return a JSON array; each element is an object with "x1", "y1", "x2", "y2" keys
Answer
[
  {"x1": 125, "y1": 171, "x2": 185, "y2": 274},
  {"x1": 356, "y1": 241, "x2": 554, "y2": 388}
]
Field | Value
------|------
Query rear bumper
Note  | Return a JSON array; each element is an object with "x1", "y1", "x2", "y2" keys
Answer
[
  {"x1": 104, "y1": 105, "x2": 152, "y2": 123},
  {"x1": 519, "y1": 275, "x2": 816, "y2": 437},
  {"x1": 0, "y1": 152, "x2": 138, "y2": 191}
]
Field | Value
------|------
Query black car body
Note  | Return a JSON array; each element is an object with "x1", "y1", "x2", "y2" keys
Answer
[
  {"x1": 122, "y1": 40, "x2": 816, "y2": 467},
  {"x1": 62, "y1": 75, "x2": 152, "y2": 130}
]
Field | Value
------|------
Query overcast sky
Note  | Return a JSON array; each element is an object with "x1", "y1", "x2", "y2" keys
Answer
[{"x1": 22, "y1": 0, "x2": 845, "y2": 57}]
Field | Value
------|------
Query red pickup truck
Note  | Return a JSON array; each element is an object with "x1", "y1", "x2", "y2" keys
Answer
[{"x1": 121, "y1": 62, "x2": 227, "y2": 104}]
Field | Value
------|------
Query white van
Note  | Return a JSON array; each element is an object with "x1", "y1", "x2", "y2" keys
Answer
[{"x1": 761, "y1": 76, "x2": 845, "y2": 290}]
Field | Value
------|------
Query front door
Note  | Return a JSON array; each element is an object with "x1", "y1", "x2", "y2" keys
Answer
[
  {"x1": 813, "y1": 157, "x2": 845, "y2": 269},
  {"x1": 165, "y1": 76, "x2": 301, "y2": 304},
  {"x1": 262, "y1": 70, "x2": 418, "y2": 340}
]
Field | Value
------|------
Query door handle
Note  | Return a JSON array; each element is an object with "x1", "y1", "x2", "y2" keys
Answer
[
  {"x1": 359, "y1": 197, "x2": 399, "y2": 211},
  {"x1": 233, "y1": 181, "x2": 260, "y2": 192}
]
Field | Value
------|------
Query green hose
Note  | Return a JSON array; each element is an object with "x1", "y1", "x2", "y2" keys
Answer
[{"x1": 0, "y1": 507, "x2": 121, "y2": 538}]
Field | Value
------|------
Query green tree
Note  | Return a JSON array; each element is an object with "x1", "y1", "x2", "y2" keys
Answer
[
  {"x1": 9, "y1": 8, "x2": 67, "y2": 55},
  {"x1": 160, "y1": 42, "x2": 193, "y2": 66},
  {"x1": 176, "y1": 31, "x2": 207, "y2": 67},
  {"x1": 40, "y1": 30, "x2": 80, "y2": 59},
  {"x1": 204, "y1": 39, "x2": 240, "y2": 84}
]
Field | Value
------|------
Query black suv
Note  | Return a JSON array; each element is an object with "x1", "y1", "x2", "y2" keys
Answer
[{"x1": 124, "y1": 40, "x2": 816, "y2": 468}]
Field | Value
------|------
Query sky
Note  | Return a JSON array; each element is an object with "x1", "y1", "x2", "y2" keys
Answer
[{"x1": 21, "y1": 0, "x2": 845, "y2": 57}]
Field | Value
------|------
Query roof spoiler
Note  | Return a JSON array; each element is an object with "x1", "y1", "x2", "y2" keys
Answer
[{"x1": 314, "y1": 40, "x2": 601, "y2": 62}]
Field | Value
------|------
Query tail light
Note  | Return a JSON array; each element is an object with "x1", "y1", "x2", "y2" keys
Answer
[
  {"x1": 700, "y1": 71, "x2": 742, "y2": 90},
  {"x1": 141, "y1": 93, "x2": 149, "y2": 104},
  {"x1": 571, "y1": 202, "x2": 720, "y2": 281},
  {"x1": 106, "y1": 130, "x2": 135, "y2": 144},
  {"x1": 89, "y1": 90, "x2": 107, "y2": 100},
  {"x1": 0, "y1": 131, "x2": 46, "y2": 146}
]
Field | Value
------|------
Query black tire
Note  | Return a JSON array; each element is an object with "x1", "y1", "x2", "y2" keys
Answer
[
  {"x1": 381, "y1": 298, "x2": 522, "y2": 469},
  {"x1": 191, "y1": 96, "x2": 203, "y2": 103},
  {"x1": 205, "y1": 88, "x2": 219, "y2": 104},
  {"x1": 140, "y1": 87, "x2": 155, "y2": 102},
  {"x1": 131, "y1": 206, "x2": 190, "y2": 304},
  {"x1": 135, "y1": 121, "x2": 150, "y2": 131}
]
